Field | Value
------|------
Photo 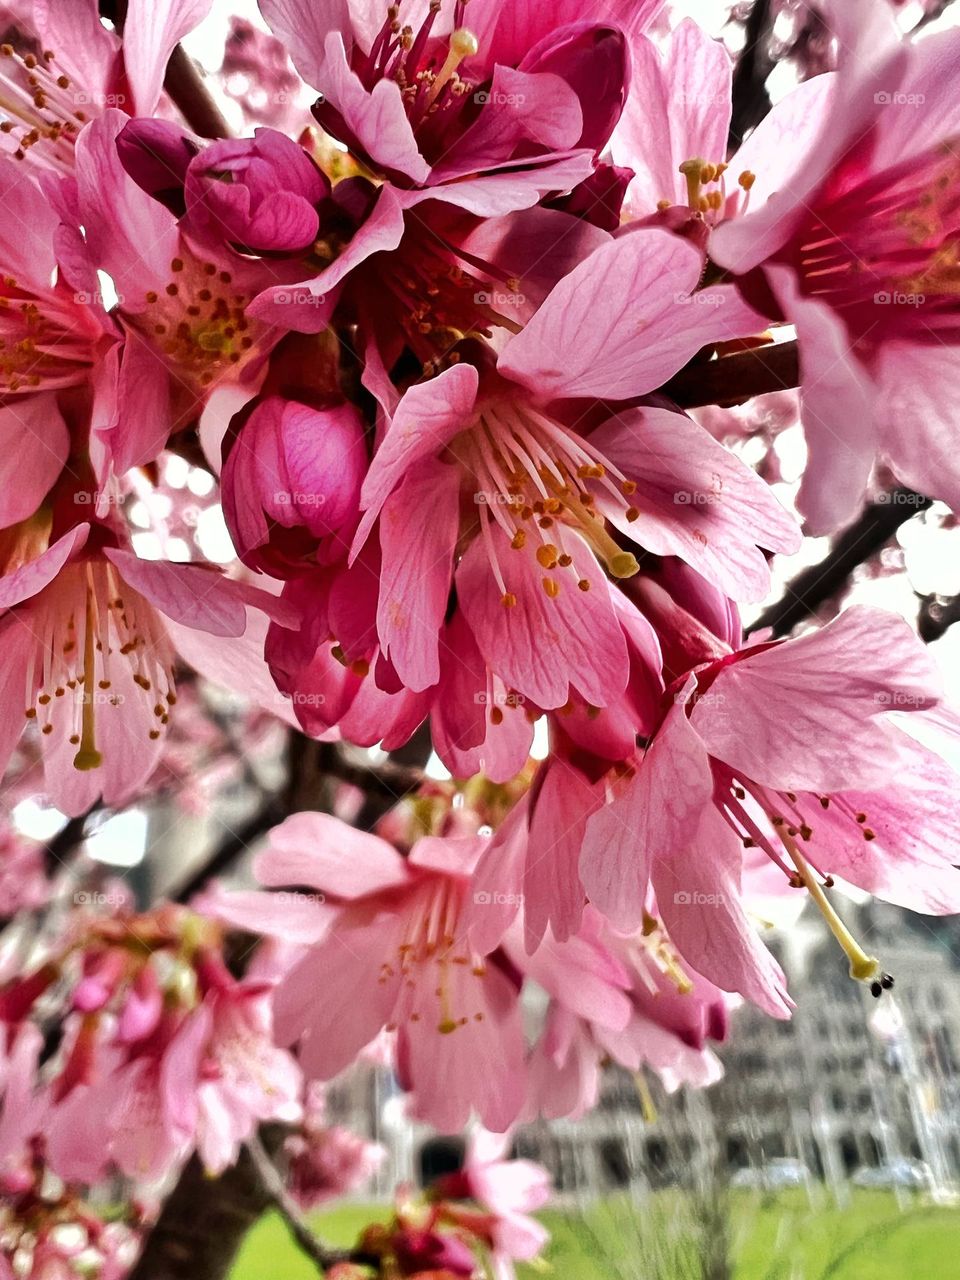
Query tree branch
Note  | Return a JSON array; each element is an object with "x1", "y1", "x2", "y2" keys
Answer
[
  {"x1": 164, "y1": 44, "x2": 232, "y2": 140},
  {"x1": 749, "y1": 489, "x2": 931, "y2": 638},
  {"x1": 729, "y1": 0, "x2": 775, "y2": 148},
  {"x1": 662, "y1": 340, "x2": 799, "y2": 409},
  {"x1": 246, "y1": 1133, "x2": 379, "y2": 1274}
]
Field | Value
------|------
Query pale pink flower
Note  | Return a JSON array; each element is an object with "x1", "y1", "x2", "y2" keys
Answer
[
  {"x1": 581, "y1": 607, "x2": 960, "y2": 1013},
  {"x1": 712, "y1": 14, "x2": 960, "y2": 530},
  {"x1": 0, "y1": 520, "x2": 294, "y2": 814},
  {"x1": 241, "y1": 813, "x2": 528, "y2": 1133}
]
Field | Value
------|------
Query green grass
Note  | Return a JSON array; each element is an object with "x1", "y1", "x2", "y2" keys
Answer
[{"x1": 229, "y1": 1190, "x2": 960, "y2": 1279}]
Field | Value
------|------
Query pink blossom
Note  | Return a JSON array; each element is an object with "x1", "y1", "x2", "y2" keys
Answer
[
  {"x1": 581, "y1": 607, "x2": 960, "y2": 1012},
  {"x1": 712, "y1": 19, "x2": 960, "y2": 531},
  {"x1": 243, "y1": 813, "x2": 528, "y2": 1133},
  {"x1": 0, "y1": 520, "x2": 295, "y2": 814},
  {"x1": 258, "y1": 0, "x2": 642, "y2": 210}
]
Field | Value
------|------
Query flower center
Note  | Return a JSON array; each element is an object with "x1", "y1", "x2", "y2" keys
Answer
[
  {"x1": 22, "y1": 560, "x2": 176, "y2": 772},
  {"x1": 456, "y1": 401, "x2": 640, "y2": 605},
  {"x1": 0, "y1": 274, "x2": 102, "y2": 393},
  {"x1": 381, "y1": 880, "x2": 487, "y2": 1036},
  {"x1": 360, "y1": 2, "x2": 478, "y2": 132},
  {"x1": 793, "y1": 140, "x2": 960, "y2": 338},
  {"x1": 136, "y1": 254, "x2": 259, "y2": 391},
  {"x1": 0, "y1": 39, "x2": 86, "y2": 172}
]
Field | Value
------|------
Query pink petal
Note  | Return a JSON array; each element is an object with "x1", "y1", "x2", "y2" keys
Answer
[
  {"x1": 588, "y1": 406, "x2": 800, "y2": 601},
  {"x1": 0, "y1": 395, "x2": 69, "y2": 530},
  {"x1": 580, "y1": 686, "x2": 705, "y2": 933},
  {"x1": 808, "y1": 733, "x2": 960, "y2": 914},
  {"x1": 74, "y1": 112, "x2": 178, "y2": 306},
  {"x1": 0, "y1": 525, "x2": 88, "y2": 609},
  {"x1": 256, "y1": 812, "x2": 409, "y2": 898},
  {"x1": 766, "y1": 265, "x2": 878, "y2": 535},
  {"x1": 377, "y1": 458, "x2": 461, "y2": 691},
  {"x1": 498, "y1": 228, "x2": 707, "y2": 400},
  {"x1": 123, "y1": 0, "x2": 215, "y2": 115},
  {"x1": 457, "y1": 525, "x2": 629, "y2": 710},
  {"x1": 353, "y1": 362, "x2": 478, "y2": 558},
  {"x1": 521, "y1": 759, "x2": 602, "y2": 950},
  {"x1": 694, "y1": 606, "x2": 943, "y2": 794}
]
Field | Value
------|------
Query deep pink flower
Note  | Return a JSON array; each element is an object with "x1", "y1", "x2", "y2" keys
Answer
[
  {"x1": 258, "y1": 0, "x2": 645, "y2": 209},
  {"x1": 294, "y1": 230, "x2": 796, "y2": 758},
  {"x1": 66, "y1": 111, "x2": 304, "y2": 476}
]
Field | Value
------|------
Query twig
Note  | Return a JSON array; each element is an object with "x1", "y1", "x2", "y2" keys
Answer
[
  {"x1": 729, "y1": 0, "x2": 775, "y2": 148},
  {"x1": 246, "y1": 1132, "x2": 380, "y2": 1274},
  {"x1": 662, "y1": 341, "x2": 799, "y2": 408},
  {"x1": 164, "y1": 44, "x2": 232, "y2": 140},
  {"x1": 749, "y1": 489, "x2": 931, "y2": 638}
]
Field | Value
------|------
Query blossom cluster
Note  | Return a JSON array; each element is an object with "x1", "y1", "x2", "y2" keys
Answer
[{"x1": 0, "y1": 0, "x2": 960, "y2": 1269}]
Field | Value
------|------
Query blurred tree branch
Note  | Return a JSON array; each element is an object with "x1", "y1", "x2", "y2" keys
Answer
[{"x1": 750, "y1": 490, "x2": 932, "y2": 638}]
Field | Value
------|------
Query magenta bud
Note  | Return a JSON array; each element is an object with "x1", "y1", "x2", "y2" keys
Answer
[
  {"x1": 184, "y1": 128, "x2": 328, "y2": 253},
  {"x1": 522, "y1": 23, "x2": 629, "y2": 151},
  {"x1": 117, "y1": 118, "x2": 199, "y2": 216},
  {"x1": 222, "y1": 396, "x2": 367, "y2": 576},
  {"x1": 392, "y1": 1228, "x2": 476, "y2": 1276}
]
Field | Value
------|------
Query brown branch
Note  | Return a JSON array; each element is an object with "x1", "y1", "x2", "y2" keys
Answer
[
  {"x1": 662, "y1": 341, "x2": 799, "y2": 409},
  {"x1": 128, "y1": 1140, "x2": 278, "y2": 1280},
  {"x1": 246, "y1": 1133, "x2": 379, "y2": 1273},
  {"x1": 749, "y1": 489, "x2": 931, "y2": 638},
  {"x1": 163, "y1": 44, "x2": 232, "y2": 140},
  {"x1": 729, "y1": 0, "x2": 775, "y2": 149}
]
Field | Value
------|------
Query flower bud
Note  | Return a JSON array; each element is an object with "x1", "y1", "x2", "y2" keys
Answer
[
  {"x1": 117, "y1": 118, "x2": 199, "y2": 217},
  {"x1": 392, "y1": 1228, "x2": 476, "y2": 1276},
  {"x1": 222, "y1": 395, "x2": 367, "y2": 576},
  {"x1": 184, "y1": 129, "x2": 328, "y2": 253}
]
